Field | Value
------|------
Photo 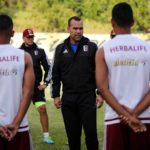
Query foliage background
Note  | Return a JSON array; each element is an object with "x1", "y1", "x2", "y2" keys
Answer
[{"x1": 0, "y1": 0, "x2": 150, "y2": 33}]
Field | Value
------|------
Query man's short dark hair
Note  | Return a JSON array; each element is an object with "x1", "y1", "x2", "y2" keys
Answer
[
  {"x1": 0, "y1": 14, "x2": 13, "y2": 34},
  {"x1": 68, "y1": 16, "x2": 81, "y2": 27},
  {"x1": 112, "y1": 2, "x2": 134, "y2": 27}
]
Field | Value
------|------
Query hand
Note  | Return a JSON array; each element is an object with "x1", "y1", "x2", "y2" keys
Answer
[
  {"x1": 0, "y1": 126, "x2": 9, "y2": 139},
  {"x1": 54, "y1": 97, "x2": 62, "y2": 109},
  {"x1": 127, "y1": 115, "x2": 147, "y2": 133},
  {"x1": 96, "y1": 95, "x2": 104, "y2": 108},
  {"x1": 120, "y1": 105, "x2": 135, "y2": 124},
  {"x1": 119, "y1": 105, "x2": 147, "y2": 133},
  {"x1": 5, "y1": 124, "x2": 19, "y2": 141},
  {"x1": 120, "y1": 105, "x2": 133, "y2": 124},
  {"x1": 38, "y1": 84, "x2": 47, "y2": 90}
]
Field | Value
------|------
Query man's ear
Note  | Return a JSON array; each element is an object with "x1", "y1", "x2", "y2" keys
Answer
[
  {"x1": 111, "y1": 19, "x2": 115, "y2": 28},
  {"x1": 11, "y1": 30, "x2": 15, "y2": 37},
  {"x1": 130, "y1": 19, "x2": 134, "y2": 27},
  {"x1": 67, "y1": 26, "x2": 70, "y2": 33}
]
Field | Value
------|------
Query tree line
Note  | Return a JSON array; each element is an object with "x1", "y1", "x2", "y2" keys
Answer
[{"x1": 0, "y1": 0, "x2": 150, "y2": 33}]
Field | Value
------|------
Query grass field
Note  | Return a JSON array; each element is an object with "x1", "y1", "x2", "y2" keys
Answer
[{"x1": 28, "y1": 88, "x2": 104, "y2": 150}]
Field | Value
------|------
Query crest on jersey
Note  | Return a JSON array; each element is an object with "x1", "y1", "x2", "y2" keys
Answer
[
  {"x1": 34, "y1": 50, "x2": 38, "y2": 55},
  {"x1": 83, "y1": 45, "x2": 88, "y2": 52}
]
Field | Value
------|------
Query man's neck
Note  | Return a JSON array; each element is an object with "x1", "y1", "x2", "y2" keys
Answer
[
  {"x1": 24, "y1": 43, "x2": 32, "y2": 47},
  {"x1": 69, "y1": 38, "x2": 80, "y2": 44},
  {"x1": 0, "y1": 37, "x2": 10, "y2": 44},
  {"x1": 115, "y1": 27, "x2": 131, "y2": 35}
]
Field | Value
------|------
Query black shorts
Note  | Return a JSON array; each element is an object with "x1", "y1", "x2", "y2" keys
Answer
[{"x1": 32, "y1": 86, "x2": 46, "y2": 104}]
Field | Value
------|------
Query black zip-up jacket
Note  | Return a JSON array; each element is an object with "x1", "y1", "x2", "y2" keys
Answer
[
  {"x1": 20, "y1": 43, "x2": 51, "y2": 86},
  {"x1": 51, "y1": 36, "x2": 98, "y2": 98}
]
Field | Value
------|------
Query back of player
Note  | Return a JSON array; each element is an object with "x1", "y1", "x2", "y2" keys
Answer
[
  {"x1": 0, "y1": 14, "x2": 34, "y2": 150},
  {"x1": 104, "y1": 35, "x2": 150, "y2": 125},
  {"x1": 103, "y1": 34, "x2": 150, "y2": 149},
  {"x1": 95, "y1": 2, "x2": 150, "y2": 150},
  {"x1": 0, "y1": 46, "x2": 28, "y2": 131},
  {"x1": 0, "y1": 45, "x2": 31, "y2": 150}
]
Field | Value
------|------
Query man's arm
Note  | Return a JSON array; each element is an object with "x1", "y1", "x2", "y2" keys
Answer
[
  {"x1": 51, "y1": 45, "x2": 62, "y2": 108},
  {"x1": 7, "y1": 52, "x2": 35, "y2": 140},
  {"x1": 96, "y1": 47, "x2": 130, "y2": 116},
  {"x1": 51, "y1": 46, "x2": 61, "y2": 98},
  {"x1": 41, "y1": 50, "x2": 51, "y2": 87},
  {"x1": 95, "y1": 47, "x2": 146, "y2": 132},
  {"x1": 133, "y1": 91, "x2": 150, "y2": 117},
  {"x1": 121, "y1": 91, "x2": 150, "y2": 119}
]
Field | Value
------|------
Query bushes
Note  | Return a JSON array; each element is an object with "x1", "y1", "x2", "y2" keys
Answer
[{"x1": 1, "y1": 0, "x2": 150, "y2": 33}]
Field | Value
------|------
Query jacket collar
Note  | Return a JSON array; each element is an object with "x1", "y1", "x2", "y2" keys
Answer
[{"x1": 20, "y1": 42, "x2": 37, "y2": 50}]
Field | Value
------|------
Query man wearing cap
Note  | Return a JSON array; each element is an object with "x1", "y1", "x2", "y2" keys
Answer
[{"x1": 20, "y1": 28, "x2": 54, "y2": 144}]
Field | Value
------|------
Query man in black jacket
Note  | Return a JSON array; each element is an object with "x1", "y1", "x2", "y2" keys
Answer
[
  {"x1": 51, "y1": 16, "x2": 103, "y2": 150},
  {"x1": 20, "y1": 29, "x2": 54, "y2": 144}
]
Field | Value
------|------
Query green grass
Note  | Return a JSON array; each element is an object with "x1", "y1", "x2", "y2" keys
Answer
[{"x1": 28, "y1": 88, "x2": 104, "y2": 150}]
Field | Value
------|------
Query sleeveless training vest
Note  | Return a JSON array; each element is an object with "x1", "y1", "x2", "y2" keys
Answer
[
  {"x1": 103, "y1": 35, "x2": 150, "y2": 125},
  {"x1": 0, "y1": 44, "x2": 28, "y2": 132}
]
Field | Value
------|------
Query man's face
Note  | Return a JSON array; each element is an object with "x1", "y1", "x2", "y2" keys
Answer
[
  {"x1": 68, "y1": 19, "x2": 83, "y2": 44},
  {"x1": 23, "y1": 36, "x2": 34, "y2": 46}
]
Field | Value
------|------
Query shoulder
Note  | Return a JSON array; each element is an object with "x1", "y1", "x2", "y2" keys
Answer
[
  {"x1": 36, "y1": 47, "x2": 44, "y2": 52},
  {"x1": 82, "y1": 36, "x2": 98, "y2": 49},
  {"x1": 87, "y1": 41, "x2": 98, "y2": 54},
  {"x1": 36, "y1": 47, "x2": 47, "y2": 57},
  {"x1": 97, "y1": 47, "x2": 104, "y2": 58},
  {"x1": 95, "y1": 47, "x2": 106, "y2": 66},
  {"x1": 56, "y1": 43, "x2": 63, "y2": 48},
  {"x1": 12, "y1": 47, "x2": 25, "y2": 55},
  {"x1": 55, "y1": 42, "x2": 65, "y2": 53},
  {"x1": 88, "y1": 41, "x2": 97, "y2": 49},
  {"x1": 24, "y1": 52, "x2": 33, "y2": 65},
  {"x1": 137, "y1": 38, "x2": 150, "y2": 47}
]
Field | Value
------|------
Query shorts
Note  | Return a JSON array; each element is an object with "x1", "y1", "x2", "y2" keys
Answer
[
  {"x1": 32, "y1": 86, "x2": 46, "y2": 104},
  {"x1": 103, "y1": 123, "x2": 150, "y2": 150},
  {"x1": 0, "y1": 131, "x2": 32, "y2": 150}
]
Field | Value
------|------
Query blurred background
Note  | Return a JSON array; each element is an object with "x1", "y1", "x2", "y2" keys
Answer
[
  {"x1": 0, "y1": 0, "x2": 150, "y2": 33},
  {"x1": 2, "y1": 0, "x2": 149, "y2": 61}
]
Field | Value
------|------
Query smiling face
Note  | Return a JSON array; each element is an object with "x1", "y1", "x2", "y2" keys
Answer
[{"x1": 68, "y1": 19, "x2": 83, "y2": 44}]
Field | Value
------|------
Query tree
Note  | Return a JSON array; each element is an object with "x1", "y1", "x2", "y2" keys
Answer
[
  {"x1": 130, "y1": 0, "x2": 150, "y2": 32},
  {"x1": 0, "y1": 0, "x2": 150, "y2": 32}
]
